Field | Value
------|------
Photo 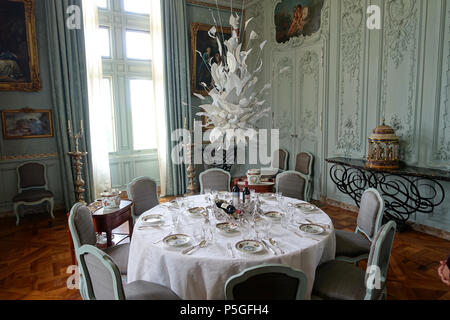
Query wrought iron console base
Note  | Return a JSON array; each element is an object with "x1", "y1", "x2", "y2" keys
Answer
[{"x1": 326, "y1": 158, "x2": 450, "y2": 228}]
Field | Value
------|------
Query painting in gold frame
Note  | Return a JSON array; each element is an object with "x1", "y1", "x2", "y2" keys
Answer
[
  {"x1": 1, "y1": 109, "x2": 53, "y2": 139},
  {"x1": 0, "y1": 0, "x2": 41, "y2": 92}
]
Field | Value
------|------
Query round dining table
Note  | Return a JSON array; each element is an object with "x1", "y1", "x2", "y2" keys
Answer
[{"x1": 127, "y1": 194, "x2": 336, "y2": 300}]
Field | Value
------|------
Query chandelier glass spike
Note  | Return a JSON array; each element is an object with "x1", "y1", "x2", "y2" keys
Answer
[{"x1": 195, "y1": 8, "x2": 272, "y2": 148}]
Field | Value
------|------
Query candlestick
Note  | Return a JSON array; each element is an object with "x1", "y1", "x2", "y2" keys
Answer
[{"x1": 67, "y1": 120, "x2": 88, "y2": 204}]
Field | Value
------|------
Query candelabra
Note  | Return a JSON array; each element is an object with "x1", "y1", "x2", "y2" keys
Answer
[
  {"x1": 185, "y1": 118, "x2": 197, "y2": 196},
  {"x1": 67, "y1": 120, "x2": 88, "y2": 204}
]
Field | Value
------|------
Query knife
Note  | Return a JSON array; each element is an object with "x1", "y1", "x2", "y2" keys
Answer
[{"x1": 262, "y1": 239, "x2": 277, "y2": 256}]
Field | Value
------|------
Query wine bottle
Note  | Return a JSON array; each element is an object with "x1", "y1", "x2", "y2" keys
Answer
[
  {"x1": 232, "y1": 179, "x2": 241, "y2": 207},
  {"x1": 216, "y1": 200, "x2": 241, "y2": 215},
  {"x1": 242, "y1": 181, "x2": 250, "y2": 203}
]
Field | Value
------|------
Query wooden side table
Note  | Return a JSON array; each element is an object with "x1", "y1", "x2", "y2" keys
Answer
[
  {"x1": 234, "y1": 177, "x2": 275, "y2": 194},
  {"x1": 67, "y1": 200, "x2": 134, "y2": 265},
  {"x1": 92, "y1": 200, "x2": 133, "y2": 247}
]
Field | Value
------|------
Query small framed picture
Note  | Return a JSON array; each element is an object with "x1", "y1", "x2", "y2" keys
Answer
[{"x1": 1, "y1": 108, "x2": 53, "y2": 139}]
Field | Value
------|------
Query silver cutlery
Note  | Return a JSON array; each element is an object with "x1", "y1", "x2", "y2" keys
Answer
[
  {"x1": 269, "y1": 238, "x2": 285, "y2": 255},
  {"x1": 227, "y1": 243, "x2": 235, "y2": 258},
  {"x1": 138, "y1": 224, "x2": 169, "y2": 230},
  {"x1": 288, "y1": 227, "x2": 320, "y2": 242},
  {"x1": 153, "y1": 232, "x2": 172, "y2": 244},
  {"x1": 182, "y1": 240, "x2": 207, "y2": 255},
  {"x1": 261, "y1": 239, "x2": 277, "y2": 256}
]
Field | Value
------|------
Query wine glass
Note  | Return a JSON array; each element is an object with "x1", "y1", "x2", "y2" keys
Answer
[{"x1": 170, "y1": 210, "x2": 180, "y2": 232}]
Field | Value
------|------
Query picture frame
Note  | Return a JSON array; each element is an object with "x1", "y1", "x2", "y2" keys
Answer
[
  {"x1": 0, "y1": 0, "x2": 41, "y2": 92},
  {"x1": 274, "y1": 0, "x2": 325, "y2": 44},
  {"x1": 1, "y1": 108, "x2": 53, "y2": 139}
]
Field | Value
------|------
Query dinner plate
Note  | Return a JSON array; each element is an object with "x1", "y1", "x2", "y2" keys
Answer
[
  {"x1": 188, "y1": 207, "x2": 206, "y2": 217},
  {"x1": 299, "y1": 224, "x2": 326, "y2": 235},
  {"x1": 263, "y1": 211, "x2": 283, "y2": 221},
  {"x1": 141, "y1": 214, "x2": 164, "y2": 226},
  {"x1": 295, "y1": 203, "x2": 319, "y2": 212},
  {"x1": 261, "y1": 193, "x2": 277, "y2": 201},
  {"x1": 216, "y1": 222, "x2": 240, "y2": 235},
  {"x1": 235, "y1": 240, "x2": 264, "y2": 254},
  {"x1": 163, "y1": 234, "x2": 191, "y2": 247}
]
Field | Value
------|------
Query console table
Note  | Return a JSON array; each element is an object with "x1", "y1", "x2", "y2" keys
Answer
[{"x1": 326, "y1": 157, "x2": 450, "y2": 226}]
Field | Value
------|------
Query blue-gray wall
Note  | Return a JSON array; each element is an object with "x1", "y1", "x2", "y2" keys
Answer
[
  {"x1": 0, "y1": 1, "x2": 65, "y2": 213},
  {"x1": 247, "y1": 0, "x2": 450, "y2": 232}
]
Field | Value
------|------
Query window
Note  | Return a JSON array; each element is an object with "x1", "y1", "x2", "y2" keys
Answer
[
  {"x1": 98, "y1": 27, "x2": 111, "y2": 58},
  {"x1": 123, "y1": 0, "x2": 150, "y2": 15},
  {"x1": 125, "y1": 30, "x2": 152, "y2": 60},
  {"x1": 129, "y1": 79, "x2": 157, "y2": 150},
  {"x1": 97, "y1": 0, "x2": 159, "y2": 189}
]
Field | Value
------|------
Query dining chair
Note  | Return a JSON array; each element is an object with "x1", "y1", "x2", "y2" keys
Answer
[
  {"x1": 127, "y1": 176, "x2": 159, "y2": 221},
  {"x1": 275, "y1": 170, "x2": 310, "y2": 201},
  {"x1": 272, "y1": 148, "x2": 289, "y2": 172},
  {"x1": 335, "y1": 188, "x2": 385, "y2": 263},
  {"x1": 224, "y1": 264, "x2": 307, "y2": 300},
  {"x1": 78, "y1": 244, "x2": 180, "y2": 300},
  {"x1": 13, "y1": 162, "x2": 54, "y2": 225},
  {"x1": 312, "y1": 221, "x2": 397, "y2": 300},
  {"x1": 295, "y1": 152, "x2": 314, "y2": 201},
  {"x1": 68, "y1": 203, "x2": 130, "y2": 299},
  {"x1": 199, "y1": 168, "x2": 231, "y2": 194}
]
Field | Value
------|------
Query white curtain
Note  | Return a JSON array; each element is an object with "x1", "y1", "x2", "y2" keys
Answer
[
  {"x1": 149, "y1": 0, "x2": 169, "y2": 196},
  {"x1": 82, "y1": 0, "x2": 112, "y2": 197}
]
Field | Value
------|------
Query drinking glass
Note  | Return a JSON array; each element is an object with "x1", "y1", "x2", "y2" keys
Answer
[
  {"x1": 254, "y1": 218, "x2": 265, "y2": 241},
  {"x1": 261, "y1": 219, "x2": 272, "y2": 239},
  {"x1": 171, "y1": 211, "x2": 180, "y2": 232},
  {"x1": 202, "y1": 222, "x2": 215, "y2": 244}
]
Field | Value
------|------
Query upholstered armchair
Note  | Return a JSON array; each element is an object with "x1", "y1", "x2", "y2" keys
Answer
[
  {"x1": 312, "y1": 221, "x2": 397, "y2": 300},
  {"x1": 13, "y1": 162, "x2": 54, "y2": 225},
  {"x1": 127, "y1": 177, "x2": 159, "y2": 221},
  {"x1": 78, "y1": 244, "x2": 180, "y2": 300},
  {"x1": 199, "y1": 168, "x2": 231, "y2": 194},
  {"x1": 335, "y1": 188, "x2": 385, "y2": 263},
  {"x1": 275, "y1": 171, "x2": 310, "y2": 201},
  {"x1": 294, "y1": 152, "x2": 314, "y2": 202},
  {"x1": 273, "y1": 149, "x2": 289, "y2": 172},
  {"x1": 225, "y1": 264, "x2": 307, "y2": 300}
]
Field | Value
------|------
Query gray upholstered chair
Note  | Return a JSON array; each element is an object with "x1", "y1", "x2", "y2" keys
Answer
[
  {"x1": 225, "y1": 264, "x2": 307, "y2": 300},
  {"x1": 275, "y1": 170, "x2": 309, "y2": 201},
  {"x1": 68, "y1": 203, "x2": 130, "y2": 299},
  {"x1": 13, "y1": 162, "x2": 54, "y2": 225},
  {"x1": 78, "y1": 244, "x2": 180, "y2": 300},
  {"x1": 199, "y1": 168, "x2": 231, "y2": 194},
  {"x1": 312, "y1": 221, "x2": 397, "y2": 300},
  {"x1": 127, "y1": 177, "x2": 159, "y2": 221},
  {"x1": 272, "y1": 148, "x2": 289, "y2": 171},
  {"x1": 295, "y1": 152, "x2": 314, "y2": 201},
  {"x1": 335, "y1": 188, "x2": 385, "y2": 263}
]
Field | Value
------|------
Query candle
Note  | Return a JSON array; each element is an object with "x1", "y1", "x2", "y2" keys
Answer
[
  {"x1": 68, "y1": 120, "x2": 72, "y2": 134},
  {"x1": 184, "y1": 117, "x2": 187, "y2": 130},
  {"x1": 80, "y1": 120, "x2": 84, "y2": 134}
]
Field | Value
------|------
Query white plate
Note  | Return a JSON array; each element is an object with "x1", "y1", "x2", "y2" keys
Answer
[
  {"x1": 163, "y1": 234, "x2": 191, "y2": 247},
  {"x1": 299, "y1": 224, "x2": 326, "y2": 235},
  {"x1": 141, "y1": 214, "x2": 164, "y2": 226},
  {"x1": 261, "y1": 193, "x2": 277, "y2": 201},
  {"x1": 295, "y1": 203, "x2": 319, "y2": 212},
  {"x1": 263, "y1": 211, "x2": 283, "y2": 221},
  {"x1": 188, "y1": 207, "x2": 206, "y2": 217},
  {"x1": 235, "y1": 240, "x2": 264, "y2": 254},
  {"x1": 216, "y1": 222, "x2": 240, "y2": 235}
]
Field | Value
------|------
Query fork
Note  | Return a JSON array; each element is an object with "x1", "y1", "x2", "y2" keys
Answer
[{"x1": 269, "y1": 238, "x2": 285, "y2": 255}]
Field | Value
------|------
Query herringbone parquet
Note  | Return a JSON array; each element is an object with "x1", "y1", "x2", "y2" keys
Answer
[{"x1": 0, "y1": 201, "x2": 448, "y2": 300}]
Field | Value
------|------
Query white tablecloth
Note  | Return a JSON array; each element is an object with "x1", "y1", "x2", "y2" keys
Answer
[{"x1": 127, "y1": 195, "x2": 336, "y2": 300}]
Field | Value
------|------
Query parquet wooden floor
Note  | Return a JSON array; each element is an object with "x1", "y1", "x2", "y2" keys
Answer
[{"x1": 0, "y1": 201, "x2": 448, "y2": 300}]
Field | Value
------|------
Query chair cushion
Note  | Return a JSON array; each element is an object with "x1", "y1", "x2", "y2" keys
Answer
[
  {"x1": 13, "y1": 189, "x2": 53, "y2": 203},
  {"x1": 335, "y1": 229, "x2": 371, "y2": 258},
  {"x1": 295, "y1": 153, "x2": 312, "y2": 175},
  {"x1": 312, "y1": 260, "x2": 366, "y2": 300},
  {"x1": 18, "y1": 163, "x2": 46, "y2": 188},
  {"x1": 277, "y1": 172, "x2": 306, "y2": 201},
  {"x1": 103, "y1": 243, "x2": 130, "y2": 275},
  {"x1": 128, "y1": 178, "x2": 159, "y2": 217},
  {"x1": 124, "y1": 281, "x2": 181, "y2": 300}
]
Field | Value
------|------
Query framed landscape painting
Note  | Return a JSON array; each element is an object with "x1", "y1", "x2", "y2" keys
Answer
[
  {"x1": 1, "y1": 109, "x2": 53, "y2": 139},
  {"x1": 0, "y1": 0, "x2": 41, "y2": 91},
  {"x1": 274, "y1": 0, "x2": 325, "y2": 44}
]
